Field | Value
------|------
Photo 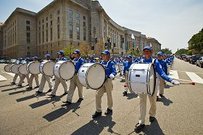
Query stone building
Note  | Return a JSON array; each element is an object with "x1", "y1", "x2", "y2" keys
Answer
[
  {"x1": 2, "y1": 8, "x2": 36, "y2": 58},
  {"x1": 146, "y1": 37, "x2": 161, "y2": 55},
  {"x1": 1, "y1": 0, "x2": 161, "y2": 58},
  {"x1": 0, "y1": 22, "x2": 3, "y2": 57}
]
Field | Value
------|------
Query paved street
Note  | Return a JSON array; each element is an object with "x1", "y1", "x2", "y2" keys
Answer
[{"x1": 0, "y1": 58, "x2": 203, "y2": 135}]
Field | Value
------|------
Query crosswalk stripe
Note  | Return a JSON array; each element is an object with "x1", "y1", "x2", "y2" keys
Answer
[
  {"x1": 186, "y1": 72, "x2": 203, "y2": 84},
  {"x1": 0, "y1": 75, "x2": 7, "y2": 81},
  {"x1": 2, "y1": 72, "x2": 15, "y2": 77},
  {"x1": 169, "y1": 70, "x2": 179, "y2": 79}
]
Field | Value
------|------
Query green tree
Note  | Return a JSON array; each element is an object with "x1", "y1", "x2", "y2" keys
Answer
[
  {"x1": 161, "y1": 48, "x2": 172, "y2": 54},
  {"x1": 64, "y1": 44, "x2": 76, "y2": 56},
  {"x1": 188, "y1": 28, "x2": 203, "y2": 54},
  {"x1": 175, "y1": 48, "x2": 188, "y2": 55}
]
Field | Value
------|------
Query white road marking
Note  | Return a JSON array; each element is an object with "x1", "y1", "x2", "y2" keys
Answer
[
  {"x1": 186, "y1": 72, "x2": 203, "y2": 84},
  {"x1": 0, "y1": 75, "x2": 7, "y2": 81},
  {"x1": 169, "y1": 70, "x2": 179, "y2": 79},
  {"x1": 2, "y1": 72, "x2": 15, "y2": 77}
]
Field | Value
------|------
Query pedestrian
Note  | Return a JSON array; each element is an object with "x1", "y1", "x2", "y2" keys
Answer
[
  {"x1": 92, "y1": 50, "x2": 117, "y2": 118},
  {"x1": 134, "y1": 46, "x2": 180, "y2": 133},
  {"x1": 63, "y1": 49, "x2": 85, "y2": 104}
]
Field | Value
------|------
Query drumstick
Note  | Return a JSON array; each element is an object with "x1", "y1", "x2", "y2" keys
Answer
[
  {"x1": 173, "y1": 78, "x2": 193, "y2": 82},
  {"x1": 180, "y1": 82, "x2": 195, "y2": 85}
]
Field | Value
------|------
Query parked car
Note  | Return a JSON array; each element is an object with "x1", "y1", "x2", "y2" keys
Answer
[
  {"x1": 196, "y1": 56, "x2": 203, "y2": 68},
  {"x1": 185, "y1": 55, "x2": 192, "y2": 62},
  {"x1": 189, "y1": 55, "x2": 201, "y2": 64}
]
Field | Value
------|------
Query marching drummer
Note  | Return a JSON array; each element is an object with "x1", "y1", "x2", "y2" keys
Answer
[
  {"x1": 156, "y1": 51, "x2": 168, "y2": 98},
  {"x1": 11, "y1": 58, "x2": 22, "y2": 85},
  {"x1": 48, "y1": 50, "x2": 68, "y2": 98},
  {"x1": 18, "y1": 59, "x2": 29, "y2": 87},
  {"x1": 134, "y1": 46, "x2": 180, "y2": 133},
  {"x1": 63, "y1": 49, "x2": 84, "y2": 104},
  {"x1": 26, "y1": 56, "x2": 40, "y2": 90},
  {"x1": 35, "y1": 54, "x2": 53, "y2": 95},
  {"x1": 123, "y1": 55, "x2": 133, "y2": 96},
  {"x1": 92, "y1": 50, "x2": 117, "y2": 118}
]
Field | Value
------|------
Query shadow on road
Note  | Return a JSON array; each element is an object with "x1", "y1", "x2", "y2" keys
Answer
[
  {"x1": 142, "y1": 118, "x2": 164, "y2": 135},
  {"x1": 9, "y1": 89, "x2": 27, "y2": 95},
  {"x1": 164, "y1": 84, "x2": 173, "y2": 89},
  {"x1": 71, "y1": 115, "x2": 120, "y2": 135},
  {"x1": 16, "y1": 94, "x2": 38, "y2": 102},
  {"x1": 157, "y1": 96, "x2": 173, "y2": 106},
  {"x1": 0, "y1": 84, "x2": 12, "y2": 88},
  {"x1": 43, "y1": 101, "x2": 81, "y2": 122},
  {"x1": 128, "y1": 118, "x2": 164, "y2": 135},
  {"x1": 29, "y1": 96, "x2": 61, "y2": 109},
  {"x1": 126, "y1": 93, "x2": 138, "y2": 100}
]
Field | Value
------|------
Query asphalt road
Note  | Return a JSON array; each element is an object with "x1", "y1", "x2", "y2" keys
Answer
[{"x1": 0, "y1": 58, "x2": 203, "y2": 135}]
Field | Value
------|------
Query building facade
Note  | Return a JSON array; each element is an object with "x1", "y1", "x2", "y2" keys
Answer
[
  {"x1": 1, "y1": 0, "x2": 161, "y2": 58},
  {"x1": 0, "y1": 22, "x2": 3, "y2": 57},
  {"x1": 147, "y1": 37, "x2": 161, "y2": 55}
]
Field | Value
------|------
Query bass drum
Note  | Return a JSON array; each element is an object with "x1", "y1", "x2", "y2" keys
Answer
[
  {"x1": 78, "y1": 63, "x2": 106, "y2": 90},
  {"x1": 128, "y1": 63, "x2": 156, "y2": 96},
  {"x1": 39, "y1": 61, "x2": 55, "y2": 77},
  {"x1": 27, "y1": 61, "x2": 40, "y2": 74},
  {"x1": 54, "y1": 61, "x2": 75, "y2": 80},
  {"x1": 18, "y1": 64, "x2": 29, "y2": 75},
  {"x1": 4, "y1": 64, "x2": 12, "y2": 72},
  {"x1": 11, "y1": 64, "x2": 20, "y2": 74}
]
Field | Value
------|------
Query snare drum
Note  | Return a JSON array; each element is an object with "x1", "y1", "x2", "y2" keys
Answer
[
  {"x1": 39, "y1": 60, "x2": 55, "y2": 77},
  {"x1": 18, "y1": 64, "x2": 29, "y2": 75},
  {"x1": 128, "y1": 63, "x2": 156, "y2": 96},
  {"x1": 54, "y1": 61, "x2": 75, "y2": 80},
  {"x1": 4, "y1": 64, "x2": 12, "y2": 72},
  {"x1": 27, "y1": 61, "x2": 40, "y2": 74},
  {"x1": 78, "y1": 63, "x2": 106, "y2": 90},
  {"x1": 11, "y1": 64, "x2": 20, "y2": 74}
]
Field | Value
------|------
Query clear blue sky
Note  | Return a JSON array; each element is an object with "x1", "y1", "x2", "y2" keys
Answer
[{"x1": 0, "y1": 0, "x2": 203, "y2": 52}]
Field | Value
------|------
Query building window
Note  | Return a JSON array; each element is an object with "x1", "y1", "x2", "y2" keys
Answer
[
  {"x1": 75, "y1": 12, "x2": 80, "y2": 40},
  {"x1": 26, "y1": 32, "x2": 30, "y2": 43},
  {"x1": 83, "y1": 21, "x2": 86, "y2": 41},
  {"x1": 50, "y1": 27, "x2": 53, "y2": 41},
  {"x1": 42, "y1": 31, "x2": 44, "y2": 43},
  {"x1": 50, "y1": 20, "x2": 53, "y2": 26},
  {"x1": 26, "y1": 20, "x2": 30, "y2": 25},
  {"x1": 57, "y1": 17, "x2": 60, "y2": 23},
  {"x1": 46, "y1": 30, "x2": 48, "y2": 42},
  {"x1": 39, "y1": 27, "x2": 41, "y2": 44},
  {"x1": 57, "y1": 10, "x2": 60, "y2": 15},
  {"x1": 57, "y1": 24, "x2": 60, "y2": 39},
  {"x1": 26, "y1": 26, "x2": 30, "y2": 31},
  {"x1": 68, "y1": 9, "x2": 73, "y2": 39}
]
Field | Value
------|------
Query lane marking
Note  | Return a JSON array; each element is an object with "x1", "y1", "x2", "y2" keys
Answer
[
  {"x1": 2, "y1": 72, "x2": 15, "y2": 77},
  {"x1": 0, "y1": 75, "x2": 7, "y2": 81},
  {"x1": 169, "y1": 70, "x2": 179, "y2": 79},
  {"x1": 186, "y1": 72, "x2": 203, "y2": 84}
]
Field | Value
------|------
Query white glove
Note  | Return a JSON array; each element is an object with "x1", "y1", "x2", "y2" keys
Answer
[
  {"x1": 171, "y1": 80, "x2": 180, "y2": 85},
  {"x1": 109, "y1": 74, "x2": 115, "y2": 80}
]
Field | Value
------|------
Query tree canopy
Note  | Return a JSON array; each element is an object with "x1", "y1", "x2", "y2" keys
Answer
[
  {"x1": 188, "y1": 28, "x2": 203, "y2": 54},
  {"x1": 161, "y1": 48, "x2": 172, "y2": 54}
]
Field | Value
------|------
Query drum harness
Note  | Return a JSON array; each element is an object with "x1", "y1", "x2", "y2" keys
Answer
[{"x1": 101, "y1": 60, "x2": 111, "y2": 81}]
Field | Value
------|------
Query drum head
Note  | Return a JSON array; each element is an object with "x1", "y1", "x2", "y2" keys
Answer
[
  {"x1": 19, "y1": 64, "x2": 28, "y2": 75},
  {"x1": 28, "y1": 62, "x2": 40, "y2": 74},
  {"x1": 59, "y1": 61, "x2": 75, "y2": 80},
  {"x1": 4, "y1": 64, "x2": 12, "y2": 72},
  {"x1": 11, "y1": 64, "x2": 20, "y2": 74},
  {"x1": 43, "y1": 61, "x2": 55, "y2": 76},
  {"x1": 147, "y1": 64, "x2": 156, "y2": 96},
  {"x1": 86, "y1": 63, "x2": 106, "y2": 90}
]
